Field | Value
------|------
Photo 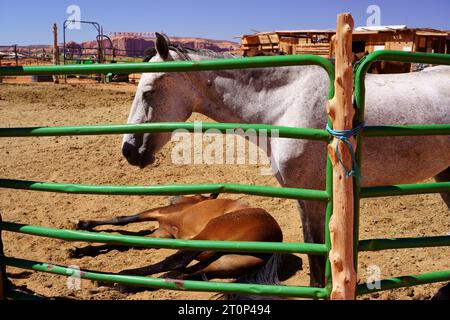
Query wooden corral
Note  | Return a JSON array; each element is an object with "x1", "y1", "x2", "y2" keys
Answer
[{"x1": 242, "y1": 26, "x2": 450, "y2": 58}]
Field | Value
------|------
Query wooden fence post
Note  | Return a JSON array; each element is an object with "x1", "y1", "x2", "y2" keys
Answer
[
  {"x1": 327, "y1": 13, "x2": 357, "y2": 300},
  {"x1": 14, "y1": 45, "x2": 18, "y2": 67},
  {"x1": 52, "y1": 23, "x2": 60, "y2": 84}
]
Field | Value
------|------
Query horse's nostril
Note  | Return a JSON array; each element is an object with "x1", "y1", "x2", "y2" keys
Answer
[
  {"x1": 122, "y1": 143, "x2": 133, "y2": 159},
  {"x1": 122, "y1": 142, "x2": 145, "y2": 167}
]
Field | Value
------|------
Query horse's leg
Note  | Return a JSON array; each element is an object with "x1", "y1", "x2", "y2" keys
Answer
[
  {"x1": 435, "y1": 167, "x2": 450, "y2": 208},
  {"x1": 75, "y1": 209, "x2": 160, "y2": 230},
  {"x1": 298, "y1": 200, "x2": 327, "y2": 288},
  {"x1": 432, "y1": 167, "x2": 450, "y2": 300},
  {"x1": 271, "y1": 139, "x2": 328, "y2": 288}
]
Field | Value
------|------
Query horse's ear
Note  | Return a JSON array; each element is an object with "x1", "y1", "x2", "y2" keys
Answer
[
  {"x1": 155, "y1": 32, "x2": 170, "y2": 61},
  {"x1": 169, "y1": 195, "x2": 183, "y2": 205}
]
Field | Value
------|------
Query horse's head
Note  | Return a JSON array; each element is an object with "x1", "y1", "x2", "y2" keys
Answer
[{"x1": 122, "y1": 33, "x2": 205, "y2": 167}]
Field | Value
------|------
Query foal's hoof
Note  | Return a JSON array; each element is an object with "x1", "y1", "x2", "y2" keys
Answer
[
  {"x1": 72, "y1": 219, "x2": 92, "y2": 231},
  {"x1": 114, "y1": 284, "x2": 148, "y2": 294},
  {"x1": 67, "y1": 247, "x2": 81, "y2": 259},
  {"x1": 95, "y1": 281, "x2": 115, "y2": 288}
]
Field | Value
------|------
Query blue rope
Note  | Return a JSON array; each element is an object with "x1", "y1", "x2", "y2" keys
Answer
[{"x1": 326, "y1": 122, "x2": 365, "y2": 178}]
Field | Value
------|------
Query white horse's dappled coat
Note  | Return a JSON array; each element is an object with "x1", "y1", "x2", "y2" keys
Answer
[{"x1": 122, "y1": 38, "x2": 450, "y2": 287}]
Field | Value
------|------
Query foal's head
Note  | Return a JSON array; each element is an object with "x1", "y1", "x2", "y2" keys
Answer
[{"x1": 168, "y1": 193, "x2": 220, "y2": 206}]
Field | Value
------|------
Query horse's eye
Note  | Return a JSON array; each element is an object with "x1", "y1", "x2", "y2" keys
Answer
[{"x1": 143, "y1": 90, "x2": 154, "y2": 100}]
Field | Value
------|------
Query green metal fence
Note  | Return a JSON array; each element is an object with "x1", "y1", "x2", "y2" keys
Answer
[
  {"x1": 0, "y1": 51, "x2": 449, "y2": 299},
  {"x1": 0, "y1": 55, "x2": 336, "y2": 299},
  {"x1": 353, "y1": 51, "x2": 450, "y2": 295}
]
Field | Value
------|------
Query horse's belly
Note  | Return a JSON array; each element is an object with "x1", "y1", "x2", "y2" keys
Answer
[{"x1": 362, "y1": 136, "x2": 450, "y2": 186}]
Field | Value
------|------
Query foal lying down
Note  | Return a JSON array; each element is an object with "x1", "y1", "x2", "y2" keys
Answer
[{"x1": 72, "y1": 194, "x2": 284, "y2": 294}]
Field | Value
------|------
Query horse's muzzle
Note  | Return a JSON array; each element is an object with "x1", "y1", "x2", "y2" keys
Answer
[{"x1": 122, "y1": 142, "x2": 155, "y2": 168}]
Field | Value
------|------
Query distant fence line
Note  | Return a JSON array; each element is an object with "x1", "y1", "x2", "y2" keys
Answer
[{"x1": 0, "y1": 45, "x2": 147, "y2": 61}]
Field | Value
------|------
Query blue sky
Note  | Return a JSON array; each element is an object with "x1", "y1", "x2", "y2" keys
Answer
[{"x1": 1, "y1": 0, "x2": 449, "y2": 45}]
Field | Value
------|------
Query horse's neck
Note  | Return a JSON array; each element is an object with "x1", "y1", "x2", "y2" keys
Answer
[{"x1": 192, "y1": 62, "x2": 328, "y2": 127}]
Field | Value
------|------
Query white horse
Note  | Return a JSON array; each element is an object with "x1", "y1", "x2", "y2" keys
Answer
[{"x1": 122, "y1": 33, "x2": 450, "y2": 291}]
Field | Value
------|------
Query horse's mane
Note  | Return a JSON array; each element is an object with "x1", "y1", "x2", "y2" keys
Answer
[
  {"x1": 183, "y1": 47, "x2": 237, "y2": 59},
  {"x1": 143, "y1": 43, "x2": 237, "y2": 62}
]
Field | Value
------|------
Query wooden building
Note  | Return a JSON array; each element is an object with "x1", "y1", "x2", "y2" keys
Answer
[
  {"x1": 241, "y1": 26, "x2": 450, "y2": 57},
  {"x1": 351, "y1": 25, "x2": 448, "y2": 55},
  {"x1": 241, "y1": 30, "x2": 335, "y2": 57}
]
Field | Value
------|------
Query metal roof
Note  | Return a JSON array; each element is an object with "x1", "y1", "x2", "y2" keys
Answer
[{"x1": 354, "y1": 25, "x2": 407, "y2": 32}]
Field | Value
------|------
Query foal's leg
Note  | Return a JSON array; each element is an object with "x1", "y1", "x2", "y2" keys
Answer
[
  {"x1": 113, "y1": 250, "x2": 203, "y2": 293},
  {"x1": 118, "y1": 250, "x2": 202, "y2": 277},
  {"x1": 69, "y1": 228, "x2": 173, "y2": 258},
  {"x1": 431, "y1": 282, "x2": 450, "y2": 300},
  {"x1": 68, "y1": 244, "x2": 132, "y2": 258},
  {"x1": 75, "y1": 209, "x2": 160, "y2": 230},
  {"x1": 184, "y1": 254, "x2": 267, "y2": 280}
]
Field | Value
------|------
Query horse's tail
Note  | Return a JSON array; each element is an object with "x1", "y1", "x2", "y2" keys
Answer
[{"x1": 213, "y1": 253, "x2": 284, "y2": 300}]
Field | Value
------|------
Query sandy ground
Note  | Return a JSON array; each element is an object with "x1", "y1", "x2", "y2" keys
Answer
[{"x1": 0, "y1": 82, "x2": 449, "y2": 300}]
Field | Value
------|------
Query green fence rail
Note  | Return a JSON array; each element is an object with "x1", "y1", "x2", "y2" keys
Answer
[
  {"x1": 1, "y1": 50, "x2": 449, "y2": 299},
  {"x1": 359, "y1": 235, "x2": 450, "y2": 252},
  {"x1": 0, "y1": 122, "x2": 331, "y2": 141},
  {"x1": 1, "y1": 221, "x2": 329, "y2": 255},
  {"x1": 0, "y1": 179, "x2": 330, "y2": 201},
  {"x1": 353, "y1": 50, "x2": 450, "y2": 296},
  {"x1": 4, "y1": 257, "x2": 329, "y2": 299},
  {"x1": 0, "y1": 54, "x2": 336, "y2": 299},
  {"x1": 357, "y1": 270, "x2": 450, "y2": 296}
]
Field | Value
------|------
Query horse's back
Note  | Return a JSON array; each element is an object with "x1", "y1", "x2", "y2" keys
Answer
[
  {"x1": 361, "y1": 67, "x2": 450, "y2": 186},
  {"x1": 276, "y1": 66, "x2": 450, "y2": 188},
  {"x1": 365, "y1": 67, "x2": 450, "y2": 126}
]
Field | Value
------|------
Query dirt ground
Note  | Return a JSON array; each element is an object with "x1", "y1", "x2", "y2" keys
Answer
[{"x1": 0, "y1": 82, "x2": 448, "y2": 300}]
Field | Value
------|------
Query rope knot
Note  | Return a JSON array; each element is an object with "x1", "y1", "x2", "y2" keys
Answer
[{"x1": 326, "y1": 122, "x2": 365, "y2": 179}]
